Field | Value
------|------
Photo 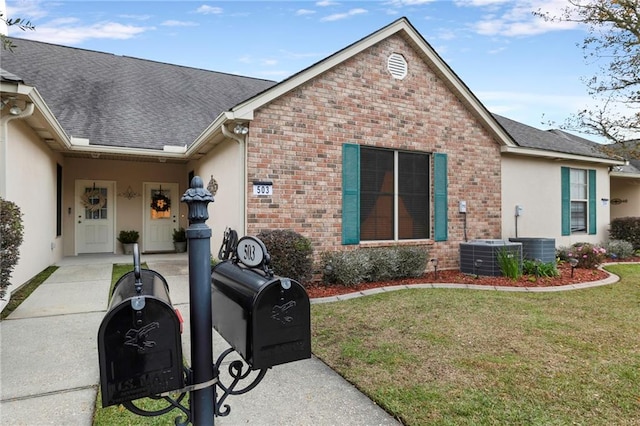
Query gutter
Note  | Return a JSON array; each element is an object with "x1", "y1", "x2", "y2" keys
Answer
[
  {"x1": 501, "y1": 145, "x2": 627, "y2": 166},
  {"x1": 220, "y1": 119, "x2": 249, "y2": 237}
]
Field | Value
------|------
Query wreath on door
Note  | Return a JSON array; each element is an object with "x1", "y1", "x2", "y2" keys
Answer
[
  {"x1": 151, "y1": 187, "x2": 171, "y2": 212},
  {"x1": 81, "y1": 189, "x2": 106, "y2": 212}
]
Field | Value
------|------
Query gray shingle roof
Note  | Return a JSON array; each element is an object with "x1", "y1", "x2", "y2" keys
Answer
[
  {"x1": 1, "y1": 38, "x2": 276, "y2": 150},
  {"x1": 492, "y1": 113, "x2": 618, "y2": 160},
  {"x1": 603, "y1": 140, "x2": 640, "y2": 174}
]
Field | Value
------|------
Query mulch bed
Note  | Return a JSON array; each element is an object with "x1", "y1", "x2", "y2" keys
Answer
[{"x1": 305, "y1": 259, "x2": 639, "y2": 299}]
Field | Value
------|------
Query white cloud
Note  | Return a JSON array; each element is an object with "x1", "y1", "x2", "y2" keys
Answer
[
  {"x1": 262, "y1": 59, "x2": 278, "y2": 66},
  {"x1": 118, "y1": 14, "x2": 152, "y2": 21},
  {"x1": 316, "y1": 1, "x2": 338, "y2": 6},
  {"x1": 196, "y1": 5, "x2": 223, "y2": 15},
  {"x1": 488, "y1": 46, "x2": 506, "y2": 54},
  {"x1": 6, "y1": 0, "x2": 49, "y2": 20},
  {"x1": 161, "y1": 20, "x2": 198, "y2": 27},
  {"x1": 455, "y1": 0, "x2": 511, "y2": 6},
  {"x1": 296, "y1": 9, "x2": 316, "y2": 16},
  {"x1": 386, "y1": 0, "x2": 437, "y2": 5},
  {"x1": 321, "y1": 8, "x2": 368, "y2": 22},
  {"x1": 13, "y1": 20, "x2": 151, "y2": 44},
  {"x1": 458, "y1": 0, "x2": 581, "y2": 37}
]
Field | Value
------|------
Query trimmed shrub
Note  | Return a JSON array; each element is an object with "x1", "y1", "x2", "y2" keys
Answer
[
  {"x1": 610, "y1": 217, "x2": 640, "y2": 249},
  {"x1": 257, "y1": 229, "x2": 313, "y2": 285},
  {"x1": 396, "y1": 246, "x2": 430, "y2": 278},
  {"x1": 366, "y1": 247, "x2": 400, "y2": 282},
  {"x1": 320, "y1": 246, "x2": 429, "y2": 286},
  {"x1": 603, "y1": 239, "x2": 635, "y2": 260},
  {"x1": 321, "y1": 250, "x2": 370, "y2": 286},
  {"x1": 1, "y1": 198, "x2": 24, "y2": 299}
]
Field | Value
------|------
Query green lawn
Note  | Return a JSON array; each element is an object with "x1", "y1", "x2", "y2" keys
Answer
[{"x1": 311, "y1": 264, "x2": 640, "y2": 425}]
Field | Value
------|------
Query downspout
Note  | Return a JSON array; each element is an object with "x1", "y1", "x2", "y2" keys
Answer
[
  {"x1": 0, "y1": 102, "x2": 35, "y2": 198},
  {"x1": 220, "y1": 123, "x2": 248, "y2": 237}
]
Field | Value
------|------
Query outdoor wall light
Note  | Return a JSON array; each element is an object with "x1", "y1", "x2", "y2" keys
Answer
[
  {"x1": 569, "y1": 258, "x2": 579, "y2": 277},
  {"x1": 9, "y1": 103, "x2": 23, "y2": 115},
  {"x1": 233, "y1": 123, "x2": 249, "y2": 135},
  {"x1": 430, "y1": 258, "x2": 439, "y2": 279},
  {"x1": 3, "y1": 97, "x2": 23, "y2": 115}
]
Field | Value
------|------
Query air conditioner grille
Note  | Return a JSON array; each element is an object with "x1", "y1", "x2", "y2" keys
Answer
[{"x1": 387, "y1": 53, "x2": 407, "y2": 80}]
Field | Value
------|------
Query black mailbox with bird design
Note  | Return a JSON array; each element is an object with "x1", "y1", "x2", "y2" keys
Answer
[
  {"x1": 98, "y1": 248, "x2": 184, "y2": 407},
  {"x1": 211, "y1": 236, "x2": 311, "y2": 370}
]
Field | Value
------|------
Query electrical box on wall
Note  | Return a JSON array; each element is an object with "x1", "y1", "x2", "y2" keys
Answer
[
  {"x1": 515, "y1": 205, "x2": 524, "y2": 216},
  {"x1": 459, "y1": 200, "x2": 467, "y2": 213}
]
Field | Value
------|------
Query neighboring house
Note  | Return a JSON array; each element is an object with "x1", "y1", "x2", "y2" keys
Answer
[{"x1": 0, "y1": 17, "x2": 633, "y2": 295}]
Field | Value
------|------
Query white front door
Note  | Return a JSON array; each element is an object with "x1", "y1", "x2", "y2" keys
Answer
[
  {"x1": 143, "y1": 182, "x2": 179, "y2": 252},
  {"x1": 75, "y1": 180, "x2": 115, "y2": 254}
]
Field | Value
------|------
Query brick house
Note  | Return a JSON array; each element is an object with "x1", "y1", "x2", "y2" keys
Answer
[{"x1": 1, "y1": 17, "x2": 632, "y2": 299}]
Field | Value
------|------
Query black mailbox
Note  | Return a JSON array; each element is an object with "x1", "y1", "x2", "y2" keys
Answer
[
  {"x1": 211, "y1": 260, "x2": 311, "y2": 370},
  {"x1": 98, "y1": 266, "x2": 184, "y2": 407}
]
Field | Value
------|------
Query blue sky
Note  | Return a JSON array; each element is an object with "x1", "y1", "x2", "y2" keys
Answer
[{"x1": 4, "y1": 1, "x2": 601, "y2": 138}]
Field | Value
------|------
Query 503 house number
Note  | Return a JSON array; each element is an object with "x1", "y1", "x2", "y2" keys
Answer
[
  {"x1": 252, "y1": 183, "x2": 273, "y2": 196},
  {"x1": 235, "y1": 236, "x2": 267, "y2": 268}
]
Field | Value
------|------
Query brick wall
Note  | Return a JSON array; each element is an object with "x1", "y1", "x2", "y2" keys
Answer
[{"x1": 245, "y1": 34, "x2": 502, "y2": 270}]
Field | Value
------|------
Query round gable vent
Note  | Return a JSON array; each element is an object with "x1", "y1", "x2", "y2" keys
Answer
[{"x1": 387, "y1": 53, "x2": 408, "y2": 80}]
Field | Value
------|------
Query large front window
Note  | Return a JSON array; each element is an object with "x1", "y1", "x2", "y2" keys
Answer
[{"x1": 360, "y1": 147, "x2": 429, "y2": 241}]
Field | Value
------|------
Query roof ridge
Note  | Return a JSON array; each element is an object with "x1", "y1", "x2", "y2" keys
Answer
[{"x1": 5, "y1": 36, "x2": 276, "y2": 83}]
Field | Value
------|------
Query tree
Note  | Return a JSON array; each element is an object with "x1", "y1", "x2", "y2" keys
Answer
[
  {"x1": 537, "y1": 0, "x2": 640, "y2": 144},
  {"x1": 1, "y1": 12, "x2": 35, "y2": 51}
]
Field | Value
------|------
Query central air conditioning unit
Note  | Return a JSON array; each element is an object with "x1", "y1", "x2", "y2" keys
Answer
[{"x1": 459, "y1": 239, "x2": 522, "y2": 277}]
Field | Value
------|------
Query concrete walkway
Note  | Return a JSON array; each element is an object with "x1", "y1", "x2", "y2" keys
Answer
[
  {"x1": 0, "y1": 256, "x2": 624, "y2": 425},
  {"x1": 0, "y1": 254, "x2": 400, "y2": 425}
]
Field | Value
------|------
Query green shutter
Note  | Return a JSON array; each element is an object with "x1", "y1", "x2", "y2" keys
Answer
[
  {"x1": 433, "y1": 153, "x2": 448, "y2": 242},
  {"x1": 588, "y1": 169, "x2": 596, "y2": 235},
  {"x1": 561, "y1": 167, "x2": 570, "y2": 236},
  {"x1": 342, "y1": 143, "x2": 360, "y2": 245}
]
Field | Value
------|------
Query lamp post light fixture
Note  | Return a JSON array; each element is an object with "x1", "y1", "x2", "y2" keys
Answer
[
  {"x1": 430, "y1": 258, "x2": 439, "y2": 280},
  {"x1": 569, "y1": 258, "x2": 579, "y2": 278},
  {"x1": 474, "y1": 258, "x2": 483, "y2": 278}
]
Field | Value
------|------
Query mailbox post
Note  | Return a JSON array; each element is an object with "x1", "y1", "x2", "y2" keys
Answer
[
  {"x1": 97, "y1": 176, "x2": 311, "y2": 425},
  {"x1": 181, "y1": 176, "x2": 215, "y2": 424}
]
